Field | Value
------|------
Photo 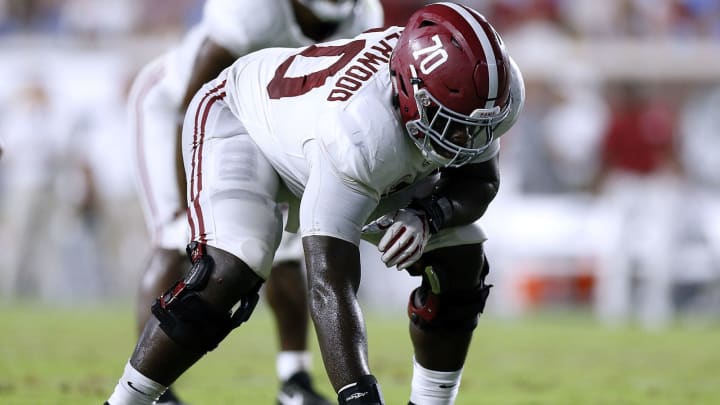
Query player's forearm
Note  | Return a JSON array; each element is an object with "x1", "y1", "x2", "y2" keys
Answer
[
  {"x1": 302, "y1": 235, "x2": 371, "y2": 391},
  {"x1": 413, "y1": 157, "x2": 500, "y2": 232},
  {"x1": 440, "y1": 175, "x2": 498, "y2": 228}
]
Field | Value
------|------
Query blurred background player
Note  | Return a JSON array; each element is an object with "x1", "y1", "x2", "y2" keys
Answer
[{"x1": 126, "y1": 0, "x2": 383, "y2": 404}]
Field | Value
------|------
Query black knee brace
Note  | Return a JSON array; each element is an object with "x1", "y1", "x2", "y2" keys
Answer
[
  {"x1": 151, "y1": 242, "x2": 260, "y2": 354},
  {"x1": 408, "y1": 282, "x2": 491, "y2": 332},
  {"x1": 408, "y1": 259, "x2": 492, "y2": 332},
  {"x1": 338, "y1": 375, "x2": 385, "y2": 405}
]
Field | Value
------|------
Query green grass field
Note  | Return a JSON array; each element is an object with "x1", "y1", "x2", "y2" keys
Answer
[{"x1": 1, "y1": 303, "x2": 719, "y2": 404}]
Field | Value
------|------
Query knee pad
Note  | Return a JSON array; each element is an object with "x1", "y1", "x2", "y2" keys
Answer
[
  {"x1": 408, "y1": 260, "x2": 492, "y2": 332},
  {"x1": 151, "y1": 242, "x2": 260, "y2": 354},
  {"x1": 408, "y1": 283, "x2": 491, "y2": 332}
]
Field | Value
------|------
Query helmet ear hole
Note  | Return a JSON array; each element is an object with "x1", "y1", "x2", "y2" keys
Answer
[
  {"x1": 398, "y1": 73, "x2": 409, "y2": 97},
  {"x1": 450, "y1": 37, "x2": 461, "y2": 49}
]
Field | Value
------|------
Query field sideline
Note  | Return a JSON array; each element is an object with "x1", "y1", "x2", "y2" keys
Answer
[{"x1": 1, "y1": 304, "x2": 719, "y2": 404}]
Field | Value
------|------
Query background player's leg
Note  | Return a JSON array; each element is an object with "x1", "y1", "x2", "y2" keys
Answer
[
  {"x1": 128, "y1": 56, "x2": 191, "y2": 405},
  {"x1": 136, "y1": 248, "x2": 186, "y2": 336},
  {"x1": 266, "y1": 260, "x2": 309, "y2": 354}
]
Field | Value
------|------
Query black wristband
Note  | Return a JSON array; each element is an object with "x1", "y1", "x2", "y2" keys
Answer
[
  {"x1": 338, "y1": 374, "x2": 384, "y2": 404},
  {"x1": 408, "y1": 196, "x2": 453, "y2": 234}
]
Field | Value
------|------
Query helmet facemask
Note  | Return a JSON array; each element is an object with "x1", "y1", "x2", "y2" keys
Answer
[{"x1": 404, "y1": 65, "x2": 512, "y2": 167}]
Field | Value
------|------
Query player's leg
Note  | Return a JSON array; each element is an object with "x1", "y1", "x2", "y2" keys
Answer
[
  {"x1": 405, "y1": 242, "x2": 491, "y2": 405},
  {"x1": 128, "y1": 57, "x2": 190, "y2": 404},
  {"x1": 266, "y1": 230, "x2": 331, "y2": 404},
  {"x1": 105, "y1": 83, "x2": 284, "y2": 404},
  {"x1": 135, "y1": 247, "x2": 187, "y2": 405},
  {"x1": 106, "y1": 243, "x2": 266, "y2": 404}
]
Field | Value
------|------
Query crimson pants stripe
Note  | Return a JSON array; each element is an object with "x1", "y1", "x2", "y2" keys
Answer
[{"x1": 188, "y1": 80, "x2": 226, "y2": 243}]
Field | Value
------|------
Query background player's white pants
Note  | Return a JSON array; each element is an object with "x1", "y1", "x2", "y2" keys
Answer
[
  {"x1": 131, "y1": 58, "x2": 303, "y2": 265},
  {"x1": 127, "y1": 57, "x2": 188, "y2": 251}
]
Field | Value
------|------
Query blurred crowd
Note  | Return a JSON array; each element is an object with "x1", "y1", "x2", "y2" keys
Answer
[
  {"x1": 1, "y1": 0, "x2": 719, "y2": 325},
  {"x1": 6, "y1": 0, "x2": 719, "y2": 38}
]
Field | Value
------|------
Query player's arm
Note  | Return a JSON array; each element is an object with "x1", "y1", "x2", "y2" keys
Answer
[
  {"x1": 412, "y1": 57, "x2": 521, "y2": 229},
  {"x1": 367, "y1": 156, "x2": 499, "y2": 270},
  {"x1": 408, "y1": 56, "x2": 519, "y2": 223},
  {"x1": 302, "y1": 234, "x2": 367, "y2": 391},
  {"x1": 299, "y1": 144, "x2": 379, "y2": 391},
  {"x1": 425, "y1": 154, "x2": 500, "y2": 230},
  {"x1": 175, "y1": 39, "x2": 237, "y2": 206}
]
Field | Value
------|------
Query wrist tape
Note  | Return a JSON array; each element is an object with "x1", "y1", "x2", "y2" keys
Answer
[{"x1": 408, "y1": 196, "x2": 453, "y2": 234}]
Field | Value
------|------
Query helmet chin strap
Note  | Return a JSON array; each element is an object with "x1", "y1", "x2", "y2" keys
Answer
[{"x1": 297, "y1": 0, "x2": 356, "y2": 23}]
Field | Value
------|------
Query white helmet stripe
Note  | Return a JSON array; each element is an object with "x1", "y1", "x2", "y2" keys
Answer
[{"x1": 436, "y1": 2, "x2": 498, "y2": 109}]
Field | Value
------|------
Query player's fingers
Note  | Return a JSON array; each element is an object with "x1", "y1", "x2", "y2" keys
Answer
[
  {"x1": 382, "y1": 233, "x2": 417, "y2": 267},
  {"x1": 378, "y1": 222, "x2": 404, "y2": 252},
  {"x1": 397, "y1": 244, "x2": 423, "y2": 270},
  {"x1": 362, "y1": 214, "x2": 394, "y2": 233}
]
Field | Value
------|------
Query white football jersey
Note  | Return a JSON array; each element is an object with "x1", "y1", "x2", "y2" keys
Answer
[
  {"x1": 221, "y1": 27, "x2": 431, "y2": 201},
  {"x1": 161, "y1": 0, "x2": 384, "y2": 106},
  {"x1": 221, "y1": 26, "x2": 522, "y2": 201},
  {"x1": 185, "y1": 26, "x2": 523, "y2": 248}
]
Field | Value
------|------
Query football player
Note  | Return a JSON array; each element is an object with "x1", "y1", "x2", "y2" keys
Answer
[
  {"x1": 109, "y1": 2, "x2": 524, "y2": 405},
  {"x1": 126, "y1": 0, "x2": 383, "y2": 404}
]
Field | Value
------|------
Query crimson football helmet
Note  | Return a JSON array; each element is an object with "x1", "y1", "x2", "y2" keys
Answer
[{"x1": 390, "y1": 2, "x2": 513, "y2": 167}]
